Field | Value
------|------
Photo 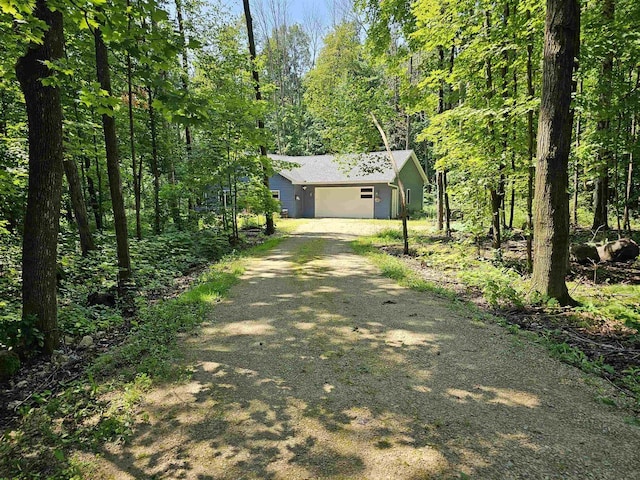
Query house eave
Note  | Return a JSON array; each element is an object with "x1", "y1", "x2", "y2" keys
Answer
[{"x1": 291, "y1": 179, "x2": 393, "y2": 186}]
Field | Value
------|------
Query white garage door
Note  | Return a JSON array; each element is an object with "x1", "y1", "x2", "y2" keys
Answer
[{"x1": 315, "y1": 186, "x2": 374, "y2": 218}]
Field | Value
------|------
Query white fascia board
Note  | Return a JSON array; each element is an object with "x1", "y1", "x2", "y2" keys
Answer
[{"x1": 291, "y1": 180, "x2": 392, "y2": 185}]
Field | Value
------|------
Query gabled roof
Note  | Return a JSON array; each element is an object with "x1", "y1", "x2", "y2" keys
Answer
[{"x1": 268, "y1": 150, "x2": 427, "y2": 185}]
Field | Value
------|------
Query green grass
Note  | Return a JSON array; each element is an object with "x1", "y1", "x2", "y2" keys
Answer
[
  {"x1": 293, "y1": 238, "x2": 326, "y2": 265},
  {"x1": 352, "y1": 238, "x2": 455, "y2": 298}
]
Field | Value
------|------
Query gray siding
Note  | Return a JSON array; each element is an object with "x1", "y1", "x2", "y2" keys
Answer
[
  {"x1": 398, "y1": 157, "x2": 425, "y2": 213},
  {"x1": 301, "y1": 185, "x2": 315, "y2": 218},
  {"x1": 374, "y1": 184, "x2": 393, "y2": 219},
  {"x1": 269, "y1": 174, "x2": 297, "y2": 217}
]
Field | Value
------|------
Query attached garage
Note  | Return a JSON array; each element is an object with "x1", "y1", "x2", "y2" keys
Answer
[
  {"x1": 315, "y1": 186, "x2": 374, "y2": 218},
  {"x1": 267, "y1": 150, "x2": 427, "y2": 219}
]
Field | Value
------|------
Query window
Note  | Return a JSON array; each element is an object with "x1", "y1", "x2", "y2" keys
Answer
[
  {"x1": 271, "y1": 190, "x2": 280, "y2": 200},
  {"x1": 360, "y1": 187, "x2": 373, "y2": 199},
  {"x1": 406, "y1": 188, "x2": 411, "y2": 204}
]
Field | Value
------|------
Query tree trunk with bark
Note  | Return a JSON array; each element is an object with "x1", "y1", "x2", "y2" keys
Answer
[
  {"x1": 526, "y1": 6, "x2": 536, "y2": 272},
  {"x1": 126, "y1": 1, "x2": 142, "y2": 240},
  {"x1": 435, "y1": 47, "x2": 445, "y2": 232},
  {"x1": 532, "y1": 0, "x2": 580, "y2": 306},
  {"x1": 243, "y1": 0, "x2": 275, "y2": 235},
  {"x1": 573, "y1": 108, "x2": 581, "y2": 227},
  {"x1": 592, "y1": 0, "x2": 615, "y2": 231},
  {"x1": 436, "y1": 171, "x2": 444, "y2": 231},
  {"x1": 94, "y1": 25, "x2": 133, "y2": 296},
  {"x1": 175, "y1": 0, "x2": 196, "y2": 224},
  {"x1": 623, "y1": 114, "x2": 635, "y2": 233},
  {"x1": 485, "y1": 11, "x2": 501, "y2": 250},
  {"x1": 372, "y1": 114, "x2": 409, "y2": 255},
  {"x1": 91, "y1": 118, "x2": 104, "y2": 231},
  {"x1": 16, "y1": 0, "x2": 65, "y2": 355},
  {"x1": 147, "y1": 85, "x2": 161, "y2": 234},
  {"x1": 63, "y1": 159, "x2": 96, "y2": 255},
  {"x1": 443, "y1": 171, "x2": 451, "y2": 237}
]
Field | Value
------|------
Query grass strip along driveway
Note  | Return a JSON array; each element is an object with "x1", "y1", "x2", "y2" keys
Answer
[{"x1": 58, "y1": 220, "x2": 640, "y2": 478}]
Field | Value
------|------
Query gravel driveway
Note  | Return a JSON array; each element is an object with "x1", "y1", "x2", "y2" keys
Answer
[{"x1": 93, "y1": 219, "x2": 640, "y2": 479}]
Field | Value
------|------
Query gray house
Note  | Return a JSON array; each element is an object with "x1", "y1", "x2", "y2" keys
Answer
[{"x1": 267, "y1": 150, "x2": 427, "y2": 219}]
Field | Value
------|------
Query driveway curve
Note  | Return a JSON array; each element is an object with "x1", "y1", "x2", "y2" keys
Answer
[{"x1": 94, "y1": 219, "x2": 640, "y2": 479}]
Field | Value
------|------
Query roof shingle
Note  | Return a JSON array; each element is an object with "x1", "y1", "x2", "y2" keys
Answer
[{"x1": 268, "y1": 150, "x2": 415, "y2": 184}]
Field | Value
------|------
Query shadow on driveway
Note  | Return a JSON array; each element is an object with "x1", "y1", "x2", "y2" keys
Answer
[{"x1": 94, "y1": 225, "x2": 640, "y2": 479}]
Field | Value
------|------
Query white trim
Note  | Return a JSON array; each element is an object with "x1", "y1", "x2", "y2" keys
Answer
[
  {"x1": 275, "y1": 171, "x2": 299, "y2": 183},
  {"x1": 391, "y1": 189, "x2": 399, "y2": 218},
  {"x1": 292, "y1": 180, "x2": 388, "y2": 186},
  {"x1": 271, "y1": 190, "x2": 281, "y2": 200},
  {"x1": 406, "y1": 188, "x2": 411, "y2": 204}
]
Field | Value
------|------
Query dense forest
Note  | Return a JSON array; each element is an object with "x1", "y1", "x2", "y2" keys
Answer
[{"x1": 1, "y1": 0, "x2": 639, "y2": 362}]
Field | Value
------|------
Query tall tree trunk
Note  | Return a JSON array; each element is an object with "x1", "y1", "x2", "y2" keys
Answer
[
  {"x1": 406, "y1": 56, "x2": 413, "y2": 150},
  {"x1": 84, "y1": 159, "x2": 101, "y2": 232},
  {"x1": 175, "y1": 0, "x2": 195, "y2": 222},
  {"x1": 614, "y1": 114, "x2": 623, "y2": 236},
  {"x1": 16, "y1": 0, "x2": 64, "y2": 355},
  {"x1": 591, "y1": 0, "x2": 615, "y2": 231},
  {"x1": 243, "y1": 0, "x2": 275, "y2": 235},
  {"x1": 572, "y1": 83, "x2": 582, "y2": 227},
  {"x1": 147, "y1": 85, "x2": 161, "y2": 234},
  {"x1": 485, "y1": 11, "x2": 501, "y2": 250},
  {"x1": 63, "y1": 159, "x2": 96, "y2": 255},
  {"x1": 499, "y1": 1, "x2": 510, "y2": 231},
  {"x1": 509, "y1": 25, "x2": 517, "y2": 231},
  {"x1": 372, "y1": 114, "x2": 409, "y2": 255},
  {"x1": 94, "y1": 25, "x2": 133, "y2": 296},
  {"x1": 91, "y1": 113, "x2": 104, "y2": 231},
  {"x1": 65, "y1": 46, "x2": 98, "y2": 246},
  {"x1": 175, "y1": 0, "x2": 192, "y2": 155},
  {"x1": 444, "y1": 171, "x2": 451, "y2": 237},
  {"x1": 526, "y1": 9, "x2": 536, "y2": 272},
  {"x1": 436, "y1": 46, "x2": 445, "y2": 231},
  {"x1": 436, "y1": 171, "x2": 444, "y2": 231},
  {"x1": 127, "y1": 56, "x2": 142, "y2": 239},
  {"x1": 127, "y1": 0, "x2": 142, "y2": 240},
  {"x1": 168, "y1": 136, "x2": 182, "y2": 229},
  {"x1": 532, "y1": 0, "x2": 580, "y2": 306},
  {"x1": 623, "y1": 114, "x2": 636, "y2": 233}
]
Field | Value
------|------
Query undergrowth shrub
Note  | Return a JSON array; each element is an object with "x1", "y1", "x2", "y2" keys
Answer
[
  {"x1": 0, "y1": 227, "x2": 235, "y2": 356},
  {"x1": 459, "y1": 267, "x2": 525, "y2": 309}
]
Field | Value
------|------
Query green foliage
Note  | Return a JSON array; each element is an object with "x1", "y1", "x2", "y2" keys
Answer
[
  {"x1": 58, "y1": 304, "x2": 123, "y2": 338},
  {"x1": 304, "y1": 22, "x2": 392, "y2": 153},
  {"x1": 0, "y1": 350, "x2": 20, "y2": 379},
  {"x1": 571, "y1": 283, "x2": 640, "y2": 334},
  {"x1": 546, "y1": 340, "x2": 615, "y2": 376},
  {"x1": 377, "y1": 228, "x2": 405, "y2": 241},
  {"x1": 0, "y1": 228, "x2": 234, "y2": 355},
  {"x1": 0, "y1": 313, "x2": 44, "y2": 351},
  {"x1": 0, "y1": 373, "x2": 151, "y2": 478},
  {"x1": 621, "y1": 367, "x2": 640, "y2": 398},
  {"x1": 460, "y1": 268, "x2": 525, "y2": 309}
]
